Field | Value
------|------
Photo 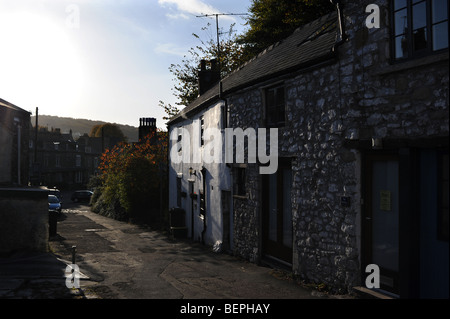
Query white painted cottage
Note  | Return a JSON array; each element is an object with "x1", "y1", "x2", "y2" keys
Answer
[{"x1": 167, "y1": 60, "x2": 233, "y2": 250}]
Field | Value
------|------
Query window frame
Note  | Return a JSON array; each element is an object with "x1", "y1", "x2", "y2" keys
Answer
[
  {"x1": 265, "y1": 84, "x2": 286, "y2": 128},
  {"x1": 390, "y1": 0, "x2": 449, "y2": 62},
  {"x1": 200, "y1": 116, "x2": 205, "y2": 147},
  {"x1": 233, "y1": 166, "x2": 247, "y2": 198}
]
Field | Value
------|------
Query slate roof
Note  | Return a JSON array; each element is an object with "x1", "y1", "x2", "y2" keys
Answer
[
  {"x1": 0, "y1": 98, "x2": 31, "y2": 115},
  {"x1": 168, "y1": 11, "x2": 339, "y2": 126}
]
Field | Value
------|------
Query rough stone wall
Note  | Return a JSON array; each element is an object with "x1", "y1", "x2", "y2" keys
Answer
[
  {"x1": 228, "y1": 0, "x2": 448, "y2": 294},
  {"x1": 0, "y1": 189, "x2": 49, "y2": 253},
  {"x1": 229, "y1": 89, "x2": 264, "y2": 263}
]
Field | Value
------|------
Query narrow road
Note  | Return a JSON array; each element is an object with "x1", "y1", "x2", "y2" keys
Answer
[{"x1": 50, "y1": 199, "x2": 344, "y2": 300}]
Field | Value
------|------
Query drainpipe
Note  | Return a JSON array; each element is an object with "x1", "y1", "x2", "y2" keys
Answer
[
  {"x1": 200, "y1": 167, "x2": 207, "y2": 244},
  {"x1": 330, "y1": 0, "x2": 348, "y2": 51},
  {"x1": 17, "y1": 123, "x2": 21, "y2": 185},
  {"x1": 219, "y1": 82, "x2": 228, "y2": 129}
]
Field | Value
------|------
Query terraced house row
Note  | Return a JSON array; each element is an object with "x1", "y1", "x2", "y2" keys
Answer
[{"x1": 167, "y1": 0, "x2": 449, "y2": 298}]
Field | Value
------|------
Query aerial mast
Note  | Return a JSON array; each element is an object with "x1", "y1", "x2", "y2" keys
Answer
[{"x1": 196, "y1": 13, "x2": 248, "y2": 72}]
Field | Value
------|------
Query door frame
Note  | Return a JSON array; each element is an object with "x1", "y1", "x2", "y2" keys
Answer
[
  {"x1": 261, "y1": 157, "x2": 293, "y2": 264},
  {"x1": 362, "y1": 152, "x2": 400, "y2": 294}
]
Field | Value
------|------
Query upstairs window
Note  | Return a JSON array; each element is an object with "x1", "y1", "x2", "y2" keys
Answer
[
  {"x1": 200, "y1": 116, "x2": 205, "y2": 146},
  {"x1": 265, "y1": 85, "x2": 285, "y2": 127},
  {"x1": 177, "y1": 127, "x2": 182, "y2": 153},
  {"x1": 392, "y1": 0, "x2": 448, "y2": 61}
]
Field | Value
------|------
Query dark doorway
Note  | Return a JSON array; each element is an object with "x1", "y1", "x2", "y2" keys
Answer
[{"x1": 262, "y1": 158, "x2": 293, "y2": 264}]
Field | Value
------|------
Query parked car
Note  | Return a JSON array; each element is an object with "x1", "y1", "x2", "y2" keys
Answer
[
  {"x1": 48, "y1": 194, "x2": 62, "y2": 213},
  {"x1": 47, "y1": 188, "x2": 62, "y2": 202},
  {"x1": 71, "y1": 190, "x2": 93, "y2": 203}
]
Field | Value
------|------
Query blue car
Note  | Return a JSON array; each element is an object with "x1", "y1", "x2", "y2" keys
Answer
[{"x1": 48, "y1": 194, "x2": 62, "y2": 213}]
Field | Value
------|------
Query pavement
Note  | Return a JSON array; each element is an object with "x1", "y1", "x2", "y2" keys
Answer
[{"x1": 0, "y1": 201, "x2": 356, "y2": 302}]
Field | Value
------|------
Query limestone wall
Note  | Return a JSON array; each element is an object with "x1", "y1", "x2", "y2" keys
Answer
[{"x1": 0, "y1": 188, "x2": 49, "y2": 253}]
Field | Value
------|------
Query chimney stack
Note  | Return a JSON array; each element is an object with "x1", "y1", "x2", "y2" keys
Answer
[
  {"x1": 198, "y1": 59, "x2": 220, "y2": 96},
  {"x1": 139, "y1": 117, "x2": 156, "y2": 141}
]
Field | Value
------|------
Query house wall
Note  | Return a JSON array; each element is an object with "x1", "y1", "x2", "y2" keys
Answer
[
  {"x1": 0, "y1": 124, "x2": 13, "y2": 184},
  {"x1": 0, "y1": 105, "x2": 31, "y2": 186},
  {"x1": 228, "y1": 0, "x2": 448, "y2": 294},
  {"x1": 169, "y1": 100, "x2": 232, "y2": 247}
]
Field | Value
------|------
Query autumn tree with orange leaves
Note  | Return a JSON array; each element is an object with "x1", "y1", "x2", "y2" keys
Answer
[{"x1": 90, "y1": 130, "x2": 168, "y2": 225}]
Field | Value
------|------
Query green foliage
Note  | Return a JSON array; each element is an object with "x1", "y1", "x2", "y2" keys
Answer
[
  {"x1": 159, "y1": 100, "x2": 180, "y2": 121},
  {"x1": 238, "y1": 0, "x2": 335, "y2": 58},
  {"x1": 165, "y1": 23, "x2": 250, "y2": 108}
]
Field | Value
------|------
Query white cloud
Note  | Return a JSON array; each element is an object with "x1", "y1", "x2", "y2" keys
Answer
[
  {"x1": 166, "y1": 12, "x2": 190, "y2": 20},
  {"x1": 158, "y1": 0, "x2": 217, "y2": 16},
  {"x1": 154, "y1": 43, "x2": 188, "y2": 57},
  {"x1": 157, "y1": 0, "x2": 235, "y2": 22}
]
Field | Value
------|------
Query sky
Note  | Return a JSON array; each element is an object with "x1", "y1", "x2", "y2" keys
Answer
[{"x1": 0, "y1": 0, "x2": 251, "y2": 129}]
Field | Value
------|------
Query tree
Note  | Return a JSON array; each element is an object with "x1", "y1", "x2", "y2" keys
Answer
[
  {"x1": 237, "y1": 0, "x2": 335, "y2": 58},
  {"x1": 159, "y1": 100, "x2": 180, "y2": 121},
  {"x1": 91, "y1": 130, "x2": 168, "y2": 224},
  {"x1": 161, "y1": 1, "x2": 335, "y2": 113},
  {"x1": 164, "y1": 23, "x2": 250, "y2": 109},
  {"x1": 89, "y1": 123, "x2": 127, "y2": 142}
]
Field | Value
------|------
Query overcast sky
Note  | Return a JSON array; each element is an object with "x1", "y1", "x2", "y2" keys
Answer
[{"x1": 0, "y1": 0, "x2": 251, "y2": 129}]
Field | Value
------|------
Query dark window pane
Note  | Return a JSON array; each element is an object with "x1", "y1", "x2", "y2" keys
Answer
[
  {"x1": 394, "y1": 0, "x2": 407, "y2": 10},
  {"x1": 433, "y1": 21, "x2": 449, "y2": 50},
  {"x1": 413, "y1": 27, "x2": 428, "y2": 51},
  {"x1": 413, "y1": 2, "x2": 427, "y2": 30},
  {"x1": 395, "y1": 9, "x2": 408, "y2": 35},
  {"x1": 395, "y1": 35, "x2": 409, "y2": 58},
  {"x1": 433, "y1": 0, "x2": 449, "y2": 23}
]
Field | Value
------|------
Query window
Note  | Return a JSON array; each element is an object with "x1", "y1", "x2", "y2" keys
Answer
[
  {"x1": 265, "y1": 85, "x2": 285, "y2": 127},
  {"x1": 55, "y1": 155, "x2": 61, "y2": 167},
  {"x1": 75, "y1": 154, "x2": 81, "y2": 167},
  {"x1": 392, "y1": 0, "x2": 448, "y2": 61},
  {"x1": 200, "y1": 116, "x2": 205, "y2": 146},
  {"x1": 44, "y1": 154, "x2": 49, "y2": 167},
  {"x1": 438, "y1": 152, "x2": 449, "y2": 241},
  {"x1": 233, "y1": 167, "x2": 246, "y2": 197},
  {"x1": 75, "y1": 171, "x2": 83, "y2": 183},
  {"x1": 177, "y1": 127, "x2": 182, "y2": 153}
]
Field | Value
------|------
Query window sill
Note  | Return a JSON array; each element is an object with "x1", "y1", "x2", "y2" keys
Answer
[
  {"x1": 375, "y1": 51, "x2": 449, "y2": 77},
  {"x1": 233, "y1": 194, "x2": 247, "y2": 200}
]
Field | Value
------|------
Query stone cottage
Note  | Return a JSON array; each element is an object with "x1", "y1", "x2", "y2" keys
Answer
[{"x1": 168, "y1": 0, "x2": 448, "y2": 298}]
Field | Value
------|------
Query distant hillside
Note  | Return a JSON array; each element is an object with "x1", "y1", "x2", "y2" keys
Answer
[{"x1": 30, "y1": 115, "x2": 139, "y2": 142}]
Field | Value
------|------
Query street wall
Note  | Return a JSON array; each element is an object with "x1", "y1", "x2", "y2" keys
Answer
[{"x1": 0, "y1": 188, "x2": 49, "y2": 253}]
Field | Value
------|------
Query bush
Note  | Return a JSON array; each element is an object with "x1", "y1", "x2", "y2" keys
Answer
[{"x1": 89, "y1": 131, "x2": 168, "y2": 225}]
